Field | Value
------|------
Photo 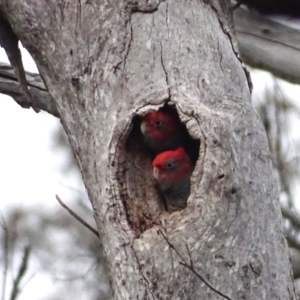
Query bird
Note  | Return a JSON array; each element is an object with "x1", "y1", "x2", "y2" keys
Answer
[
  {"x1": 140, "y1": 107, "x2": 184, "y2": 154},
  {"x1": 152, "y1": 147, "x2": 194, "y2": 212}
]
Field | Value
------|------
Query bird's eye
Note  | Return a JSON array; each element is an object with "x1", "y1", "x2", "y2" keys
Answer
[
  {"x1": 155, "y1": 120, "x2": 162, "y2": 127},
  {"x1": 166, "y1": 162, "x2": 174, "y2": 169}
]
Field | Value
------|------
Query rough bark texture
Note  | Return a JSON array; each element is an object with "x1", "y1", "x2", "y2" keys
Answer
[{"x1": 0, "y1": 0, "x2": 295, "y2": 299}]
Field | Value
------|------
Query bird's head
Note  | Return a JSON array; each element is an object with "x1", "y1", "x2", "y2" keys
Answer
[
  {"x1": 152, "y1": 147, "x2": 192, "y2": 190},
  {"x1": 141, "y1": 109, "x2": 180, "y2": 142}
]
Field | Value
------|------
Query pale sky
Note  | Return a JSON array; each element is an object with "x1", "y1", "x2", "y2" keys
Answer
[
  {"x1": 0, "y1": 47, "x2": 86, "y2": 212},
  {"x1": 0, "y1": 46, "x2": 300, "y2": 299},
  {"x1": 0, "y1": 47, "x2": 87, "y2": 300}
]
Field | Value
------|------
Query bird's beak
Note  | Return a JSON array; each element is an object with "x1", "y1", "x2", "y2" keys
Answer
[
  {"x1": 140, "y1": 121, "x2": 147, "y2": 135},
  {"x1": 153, "y1": 167, "x2": 160, "y2": 180}
]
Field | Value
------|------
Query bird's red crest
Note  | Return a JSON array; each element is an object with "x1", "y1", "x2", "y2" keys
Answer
[
  {"x1": 142, "y1": 109, "x2": 179, "y2": 139},
  {"x1": 152, "y1": 147, "x2": 187, "y2": 168}
]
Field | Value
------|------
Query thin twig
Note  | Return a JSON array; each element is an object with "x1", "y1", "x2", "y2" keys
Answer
[
  {"x1": 9, "y1": 246, "x2": 30, "y2": 300},
  {"x1": 0, "y1": 214, "x2": 9, "y2": 300},
  {"x1": 159, "y1": 230, "x2": 232, "y2": 300},
  {"x1": 55, "y1": 195, "x2": 99, "y2": 238}
]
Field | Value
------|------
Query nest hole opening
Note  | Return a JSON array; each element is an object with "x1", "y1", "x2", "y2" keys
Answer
[
  {"x1": 113, "y1": 104, "x2": 201, "y2": 236},
  {"x1": 129, "y1": 104, "x2": 200, "y2": 214}
]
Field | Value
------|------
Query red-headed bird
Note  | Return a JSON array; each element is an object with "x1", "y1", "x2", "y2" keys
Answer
[
  {"x1": 140, "y1": 107, "x2": 183, "y2": 154},
  {"x1": 152, "y1": 147, "x2": 193, "y2": 212}
]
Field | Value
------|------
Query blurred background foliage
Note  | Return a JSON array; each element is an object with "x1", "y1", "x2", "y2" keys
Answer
[{"x1": 0, "y1": 126, "x2": 112, "y2": 300}]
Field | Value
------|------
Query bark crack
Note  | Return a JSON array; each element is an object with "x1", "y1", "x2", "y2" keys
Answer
[
  {"x1": 123, "y1": 19, "x2": 133, "y2": 70},
  {"x1": 165, "y1": 1, "x2": 170, "y2": 37},
  {"x1": 132, "y1": 246, "x2": 156, "y2": 300},
  {"x1": 76, "y1": 0, "x2": 82, "y2": 31},
  {"x1": 218, "y1": 40, "x2": 225, "y2": 73},
  {"x1": 160, "y1": 41, "x2": 171, "y2": 100}
]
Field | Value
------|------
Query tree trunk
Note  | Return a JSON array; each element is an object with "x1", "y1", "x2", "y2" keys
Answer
[{"x1": 0, "y1": 0, "x2": 296, "y2": 299}]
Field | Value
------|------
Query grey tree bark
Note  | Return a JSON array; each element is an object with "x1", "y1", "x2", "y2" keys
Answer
[{"x1": 0, "y1": 0, "x2": 296, "y2": 299}]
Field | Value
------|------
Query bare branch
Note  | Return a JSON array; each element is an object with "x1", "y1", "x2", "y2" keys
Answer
[
  {"x1": 0, "y1": 215, "x2": 9, "y2": 300},
  {"x1": 234, "y1": 8, "x2": 300, "y2": 84},
  {"x1": 282, "y1": 206, "x2": 300, "y2": 230},
  {"x1": 285, "y1": 233, "x2": 300, "y2": 250},
  {"x1": 0, "y1": 15, "x2": 35, "y2": 111},
  {"x1": 0, "y1": 63, "x2": 59, "y2": 117},
  {"x1": 9, "y1": 246, "x2": 30, "y2": 300},
  {"x1": 55, "y1": 195, "x2": 99, "y2": 238},
  {"x1": 290, "y1": 248, "x2": 300, "y2": 279}
]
